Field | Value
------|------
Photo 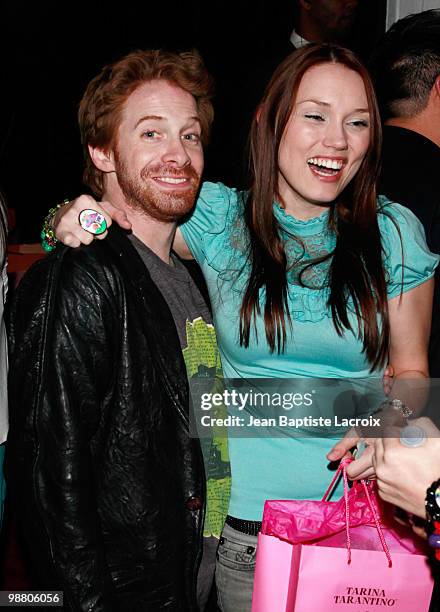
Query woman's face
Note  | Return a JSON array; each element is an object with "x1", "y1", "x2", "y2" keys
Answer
[{"x1": 277, "y1": 62, "x2": 371, "y2": 218}]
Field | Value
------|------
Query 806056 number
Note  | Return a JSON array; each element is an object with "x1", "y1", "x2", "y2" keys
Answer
[{"x1": 0, "y1": 591, "x2": 63, "y2": 607}]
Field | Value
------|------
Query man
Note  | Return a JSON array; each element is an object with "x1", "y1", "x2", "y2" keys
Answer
[
  {"x1": 266, "y1": 0, "x2": 359, "y2": 77},
  {"x1": 291, "y1": 0, "x2": 358, "y2": 48},
  {"x1": 227, "y1": 0, "x2": 361, "y2": 187},
  {"x1": 6, "y1": 49, "x2": 229, "y2": 610},
  {"x1": 371, "y1": 10, "x2": 440, "y2": 377},
  {"x1": 370, "y1": 13, "x2": 440, "y2": 612}
]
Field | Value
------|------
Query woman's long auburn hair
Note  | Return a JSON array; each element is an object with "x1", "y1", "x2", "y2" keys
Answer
[{"x1": 240, "y1": 44, "x2": 389, "y2": 371}]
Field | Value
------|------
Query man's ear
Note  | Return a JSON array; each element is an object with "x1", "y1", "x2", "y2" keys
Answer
[
  {"x1": 88, "y1": 145, "x2": 116, "y2": 173},
  {"x1": 434, "y1": 75, "x2": 440, "y2": 101},
  {"x1": 299, "y1": 0, "x2": 312, "y2": 10}
]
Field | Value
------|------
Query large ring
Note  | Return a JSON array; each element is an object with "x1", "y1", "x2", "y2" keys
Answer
[
  {"x1": 399, "y1": 425, "x2": 426, "y2": 448},
  {"x1": 79, "y1": 209, "x2": 107, "y2": 235}
]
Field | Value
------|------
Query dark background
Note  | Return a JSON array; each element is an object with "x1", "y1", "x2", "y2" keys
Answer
[
  {"x1": 0, "y1": 1, "x2": 386, "y2": 242},
  {"x1": 0, "y1": 0, "x2": 386, "y2": 598}
]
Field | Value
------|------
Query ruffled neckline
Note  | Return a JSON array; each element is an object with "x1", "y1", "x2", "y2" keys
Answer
[{"x1": 273, "y1": 202, "x2": 330, "y2": 236}]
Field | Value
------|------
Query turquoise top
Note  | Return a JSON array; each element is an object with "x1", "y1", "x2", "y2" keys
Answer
[{"x1": 180, "y1": 182, "x2": 439, "y2": 520}]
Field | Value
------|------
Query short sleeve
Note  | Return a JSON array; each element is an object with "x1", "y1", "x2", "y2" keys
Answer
[
  {"x1": 377, "y1": 196, "x2": 439, "y2": 299},
  {"x1": 179, "y1": 182, "x2": 241, "y2": 266}
]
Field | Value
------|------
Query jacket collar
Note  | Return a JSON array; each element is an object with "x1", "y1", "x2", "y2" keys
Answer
[{"x1": 105, "y1": 225, "x2": 191, "y2": 427}]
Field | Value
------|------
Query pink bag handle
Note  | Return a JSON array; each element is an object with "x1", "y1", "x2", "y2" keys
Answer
[{"x1": 322, "y1": 457, "x2": 392, "y2": 567}]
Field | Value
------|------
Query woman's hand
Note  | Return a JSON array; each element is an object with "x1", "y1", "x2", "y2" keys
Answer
[
  {"x1": 326, "y1": 429, "x2": 360, "y2": 463},
  {"x1": 326, "y1": 392, "x2": 412, "y2": 481},
  {"x1": 326, "y1": 429, "x2": 377, "y2": 479},
  {"x1": 327, "y1": 278, "x2": 433, "y2": 477},
  {"x1": 53, "y1": 195, "x2": 132, "y2": 247},
  {"x1": 382, "y1": 364, "x2": 394, "y2": 395},
  {"x1": 326, "y1": 364, "x2": 394, "y2": 469}
]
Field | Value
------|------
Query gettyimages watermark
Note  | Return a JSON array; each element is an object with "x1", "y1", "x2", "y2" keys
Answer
[{"x1": 189, "y1": 377, "x2": 440, "y2": 438}]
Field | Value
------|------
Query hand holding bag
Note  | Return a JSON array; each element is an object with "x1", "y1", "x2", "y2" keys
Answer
[{"x1": 251, "y1": 458, "x2": 434, "y2": 612}]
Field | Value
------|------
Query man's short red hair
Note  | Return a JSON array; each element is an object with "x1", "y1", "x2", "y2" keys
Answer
[{"x1": 79, "y1": 49, "x2": 214, "y2": 196}]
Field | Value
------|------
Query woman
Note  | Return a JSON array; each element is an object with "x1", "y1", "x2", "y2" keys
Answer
[{"x1": 52, "y1": 44, "x2": 437, "y2": 611}]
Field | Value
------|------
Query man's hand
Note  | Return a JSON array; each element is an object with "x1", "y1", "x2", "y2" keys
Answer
[{"x1": 53, "y1": 195, "x2": 132, "y2": 247}]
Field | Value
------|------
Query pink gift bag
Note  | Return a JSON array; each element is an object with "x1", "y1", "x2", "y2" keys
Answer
[{"x1": 251, "y1": 459, "x2": 434, "y2": 612}]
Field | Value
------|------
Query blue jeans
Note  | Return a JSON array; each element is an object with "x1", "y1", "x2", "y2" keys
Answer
[{"x1": 215, "y1": 523, "x2": 258, "y2": 612}]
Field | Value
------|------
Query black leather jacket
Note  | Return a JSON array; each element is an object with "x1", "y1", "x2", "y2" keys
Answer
[{"x1": 6, "y1": 227, "x2": 205, "y2": 611}]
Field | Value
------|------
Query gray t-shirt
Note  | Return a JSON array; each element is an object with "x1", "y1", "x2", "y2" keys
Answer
[
  {"x1": 129, "y1": 234, "x2": 231, "y2": 539},
  {"x1": 129, "y1": 235, "x2": 211, "y2": 350}
]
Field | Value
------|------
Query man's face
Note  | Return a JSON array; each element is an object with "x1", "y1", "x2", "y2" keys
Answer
[
  {"x1": 310, "y1": 0, "x2": 358, "y2": 41},
  {"x1": 113, "y1": 79, "x2": 204, "y2": 222}
]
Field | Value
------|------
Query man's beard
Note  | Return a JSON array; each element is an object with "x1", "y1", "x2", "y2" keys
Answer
[{"x1": 114, "y1": 154, "x2": 201, "y2": 223}]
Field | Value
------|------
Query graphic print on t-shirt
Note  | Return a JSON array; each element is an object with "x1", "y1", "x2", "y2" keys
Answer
[{"x1": 183, "y1": 317, "x2": 230, "y2": 538}]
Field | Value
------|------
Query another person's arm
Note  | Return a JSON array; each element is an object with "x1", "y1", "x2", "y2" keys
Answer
[
  {"x1": 372, "y1": 417, "x2": 440, "y2": 518},
  {"x1": 52, "y1": 195, "x2": 131, "y2": 246},
  {"x1": 51, "y1": 195, "x2": 194, "y2": 258}
]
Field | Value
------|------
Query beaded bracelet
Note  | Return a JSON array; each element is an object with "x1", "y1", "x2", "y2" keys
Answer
[
  {"x1": 425, "y1": 478, "x2": 440, "y2": 561},
  {"x1": 41, "y1": 199, "x2": 70, "y2": 253}
]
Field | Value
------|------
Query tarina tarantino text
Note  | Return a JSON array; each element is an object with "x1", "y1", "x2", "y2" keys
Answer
[{"x1": 334, "y1": 587, "x2": 397, "y2": 606}]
